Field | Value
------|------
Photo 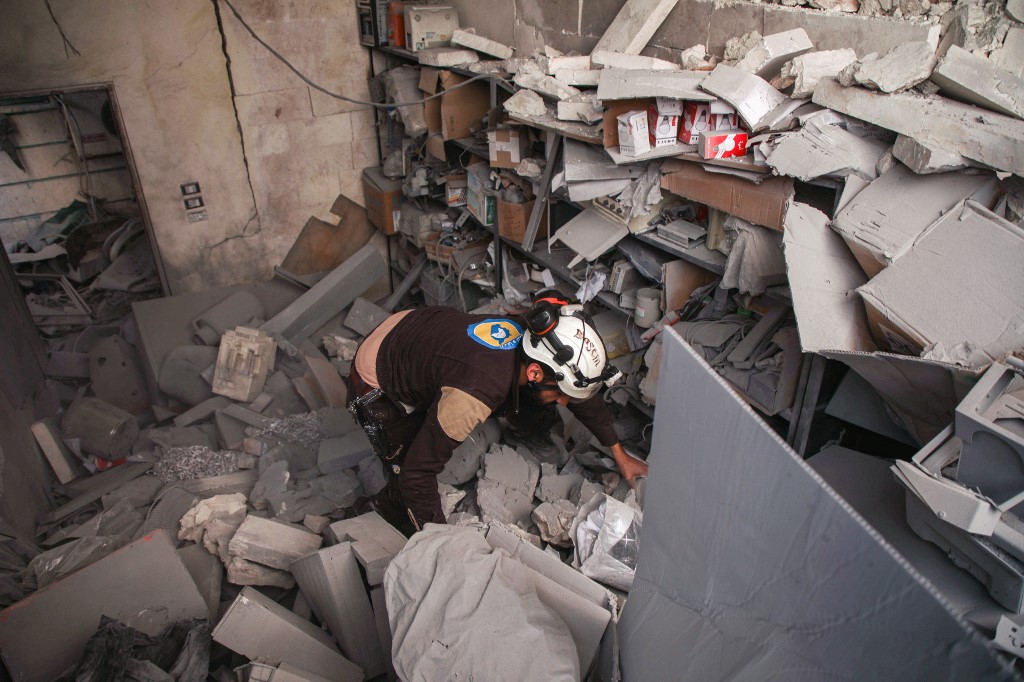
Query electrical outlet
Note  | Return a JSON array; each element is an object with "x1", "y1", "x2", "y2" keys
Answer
[
  {"x1": 180, "y1": 182, "x2": 201, "y2": 196},
  {"x1": 183, "y1": 196, "x2": 204, "y2": 210}
]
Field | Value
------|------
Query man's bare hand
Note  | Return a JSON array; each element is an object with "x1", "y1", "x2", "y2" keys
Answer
[{"x1": 609, "y1": 442, "x2": 649, "y2": 488}]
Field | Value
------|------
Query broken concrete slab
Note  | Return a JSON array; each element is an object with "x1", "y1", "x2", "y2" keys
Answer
[
  {"x1": 1009, "y1": 0, "x2": 1024, "y2": 22},
  {"x1": 830, "y1": 164, "x2": 999, "y2": 276},
  {"x1": 227, "y1": 555, "x2": 296, "y2": 588},
  {"x1": 292, "y1": 543, "x2": 388, "y2": 678},
  {"x1": 179, "y1": 493, "x2": 248, "y2": 562},
  {"x1": 439, "y1": 483, "x2": 467, "y2": 519},
  {"x1": 262, "y1": 244, "x2": 386, "y2": 355},
  {"x1": 813, "y1": 79, "x2": 1024, "y2": 177},
  {"x1": 537, "y1": 466, "x2": 585, "y2": 504},
  {"x1": 838, "y1": 42, "x2": 937, "y2": 93},
  {"x1": 327, "y1": 512, "x2": 407, "y2": 586},
  {"x1": 930, "y1": 46, "x2": 1024, "y2": 120},
  {"x1": 317, "y1": 431, "x2": 374, "y2": 475},
  {"x1": 699, "y1": 65, "x2": 789, "y2": 132},
  {"x1": 214, "y1": 586, "x2": 363, "y2": 682},
  {"x1": 990, "y1": 27, "x2": 1024, "y2": 78},
  {"x1": 0, "y1": 531, "x2": 207, "y2": 682},
  {"x1": 503, "y1": 89, "x2": 547, "y2": 117},
  {"x1": 222, "y1": 403, "x2": 275, "y2": 429},
  {"x1": 782, "y1": 48, "x2": 858, "y2": 98},
  {"x1": 593, "y1": 0, "x2": 681, "y2": 55},
  {"x1": 734, "y1": 29, "x2": 814, "y2": 80},
  {"x1": 532, "y1": 500, "x2": 578, "y2": 547},
  {"x1": 514, "y1": 62, "x2": 581, "y2": 100},
  {"x1": 214, "y1": 409, "x2": 249, "y2": 451},
  {"x1": 547, "y1": 55, "x2": 592, "y2": 74},
  {"x1": 892, "y1": 135, "x2": 977, "y2": 174},
  {"x1": 251, "y1": 460, "x2": 291, "y2": 512},
  {"x1": 765, "y1": 118, "x2": 891, "y2": 181},
  {"x1": 418, "y1": 47, "x2": 479, "y2": 67},
  {"x1": 554, "y1": 69, "x2": 601, "y2": 87},
  {"x1": 229, "y1": 515, "x2": 322, "y2": 571},
  {"x1": 31, "y1": 418, "x2": 86, "y2": 484},
  {"x1": 451, "y1": 28, "x2": 513, "y2": 59},
  {"x1": 591, "y1": 50, "x2": 681, "y2": 71},
  {"x1": 304, "y1": 515, "x2": 330, "y2": 534},
  {"x1": 556, "y1": 93, "x2": 603, "y2": 123},
  {"x1": 101, "y1": 474, "x2": 163, "y2": 510},
  {"x1": 369, "y1": 587, "x2": 397, "y2": 679},
  {"x1": 596, "y1": 69, "x2": 713, "y2": 102}
]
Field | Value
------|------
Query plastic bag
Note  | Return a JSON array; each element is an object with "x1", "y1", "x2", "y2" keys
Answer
[
  {"x1": 384, "y1": 66, "x2": 427, "y2": 137},
  {"x1": 571, "y1": 494, "x2": 642, "y2": 591}
]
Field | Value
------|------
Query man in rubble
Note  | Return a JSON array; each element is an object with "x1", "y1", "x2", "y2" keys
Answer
[{"x1": 346, "y1": 292, "x2": 649, "y2": 533}]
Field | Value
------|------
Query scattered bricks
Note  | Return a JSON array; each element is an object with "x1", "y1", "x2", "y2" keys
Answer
[
  {"x1": 557, "y1": 94, "x2": 603, "y2": 123},
  {"x1": 734, "y1": 29, "x2": 814, "y2": 80},
  {"x1": 318, "y1": 431, "x2": 374, "y2": 475},
  {"x1": 213, "y1": 587, "x2": 363, "y2": 682},
  {"x1": 503, "y1": 89, "x2": 547, "y2": 117},
  {"x1": 327, "y1": 512, "x2": 407, "y2": 586},
  {"x1": 781, "y1": 49, "x2": 857, "y2": 98},
  {"x1": 179, "y1": 493, "x2": 248, "y2": 562},
  {"x1": 930, "y1": 46, "x2": 1024, "y2": 120},
  {"x1": 514, "y1": 62, "x2": 581, "y2": 100},
  {"x1": 592, "y1": 0, "x2": 681, "y2": 55},
  {"x1": 226, "y1": 556, "x2": 296, "y2": 589},
  {"x1": 547, "y1": 55, "x2": 593, "y2": 74},
  {"x1": 838, "y1": 42, "x2": 937, "y2": 93},
  {"x1": 892, "y1": 135, "x2": 975, "y2": 174},
  {"x1": 417, "y1": 47, "x2": 479, "y2": 67},
  {"x1": 532, "y1": 500, "x2": 578, "y2": 547},
  {"x1": 228, "y1": 515, "x2": 322, "y2": 571},
  {"x1": 304, "y1": 515, "x2": 330, "y2": 534},
  {"x1": 698, "y1": 65, "x2": 788, "y2": 132},
  {"x1": 439, "y1": 483, "x2": 467, "y2": 518},
  {"x1": 591, "y1": 51, "x2": 681, "y2": 71},
  {"x1": 212, "y1": 327, "x2": 276, "y2": 402},
  {"x1": 291, "y1": 543, "x2": 388, "y2": 678},
  {"x1": 451, "y1": 28, "x2": 514, "y2": 59}
]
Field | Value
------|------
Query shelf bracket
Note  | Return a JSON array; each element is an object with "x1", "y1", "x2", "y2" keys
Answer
[{"x1": 521, "y1": 133, "x2": 563, "y2": 253}]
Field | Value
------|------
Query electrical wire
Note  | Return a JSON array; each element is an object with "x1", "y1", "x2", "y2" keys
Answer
[{"x1": 220, "y1": 0, "x2": 510, "y2": 111}]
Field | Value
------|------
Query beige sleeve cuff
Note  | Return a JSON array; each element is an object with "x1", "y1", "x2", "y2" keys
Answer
[{"x1": 437, "y1": 386, "x2": 492, "y2": 442}]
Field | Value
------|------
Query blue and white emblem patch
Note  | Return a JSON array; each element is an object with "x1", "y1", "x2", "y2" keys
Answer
[{"x1": 467, "y1": 319, "x2": 523, "y2": 350}]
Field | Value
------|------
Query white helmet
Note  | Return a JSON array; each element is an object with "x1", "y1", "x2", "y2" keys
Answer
[{"x1": 521, "y1": 301, "x2": 622, "y2": 401}]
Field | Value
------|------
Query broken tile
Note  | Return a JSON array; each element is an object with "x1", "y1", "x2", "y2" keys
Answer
[
  {"x1": 532, "y1": 500, "x2": 578, "y2": 547},
  {"x1": 596, "y1": 69, "x2": 713, "y2": 101},
  {"x1": 838, "y1": 42, "x2": 937, "y2": 93},
  {"x1": 781, "y1": 49, "x2": 858, "y2": 98},
  {"x1": 451, "y1": 28, "x2": 514, "y2": 60},
  {"x1": 698, "y1": 65, "x2": 789, "y2": 132}
]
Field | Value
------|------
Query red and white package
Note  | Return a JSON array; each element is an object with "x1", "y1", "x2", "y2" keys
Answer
[{"x1": 698, "y1": 131, "x2": 748, "y2": 159}]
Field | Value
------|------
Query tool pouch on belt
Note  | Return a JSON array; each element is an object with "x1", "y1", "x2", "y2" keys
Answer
[{"x1": 350, "y1": 391, "x2": 426, "y2": 465}]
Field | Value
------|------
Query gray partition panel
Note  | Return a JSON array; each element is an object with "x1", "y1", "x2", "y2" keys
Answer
[{"x1": 618, "y1": 328, "x2": 1014, "y2": 681}]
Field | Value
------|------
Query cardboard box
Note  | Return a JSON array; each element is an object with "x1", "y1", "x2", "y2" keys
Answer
[
  {"x1": 661, "y1": 161, "x2": 794, "y2": 231},
  {"x1": 617, "y1": 111, "x2": 651, "y2": 156},
  {"x1": 466, "y1": 162, "x2": 496, "y2": 226},
  {"x1": 362, "y1": 167, "x2": 403, "y2": 235},
  {"x1": 648, "y1": 98, "x2": 682, "y2": 147},
  {"x1": 420, "y1": 68, "x2": 490, "y2": 140},
  {"x1": 498, "y1": 198, "x2": 548, "y2": 244},
  {"x1": 679, "y1": 102, "x2": 712, "y2": 144},
  {"x1": 487, "y1": 128, "x2": 529, "y2": 169},
  {"x1": 445, "y1": 173, "x2": 467, "y2": 207},
  {"x1": 698, "y1": 130, "x2": 748, "y2": 159},
  {"x1": 857, "y1": 200, "x2": 1024, "y2": 364},
  {"x1": 782, "y1": 200, "x2": 982, "y2": 445},
  {"x1": 403, "y1": 4, "x2": 458, "y2": 51}
]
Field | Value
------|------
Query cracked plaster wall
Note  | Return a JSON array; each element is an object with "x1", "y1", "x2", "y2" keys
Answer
[{"x1": 0, "y1": 0, "x2": 375, "y2": 294}]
